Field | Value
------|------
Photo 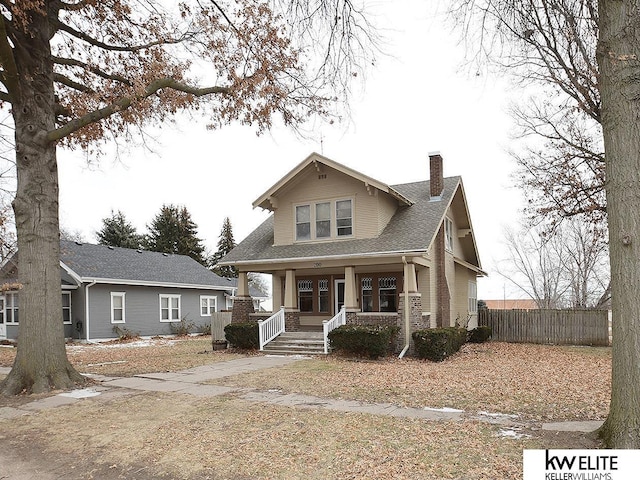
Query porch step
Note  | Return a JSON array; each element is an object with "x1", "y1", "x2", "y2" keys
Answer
[{"x1": 263, "y1": 331, "x2": 326, "y2": 355}]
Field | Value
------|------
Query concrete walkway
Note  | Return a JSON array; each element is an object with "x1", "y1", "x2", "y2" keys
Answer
[{"x1": 0, "y1": 358, "x2": 603, "y2": 432}]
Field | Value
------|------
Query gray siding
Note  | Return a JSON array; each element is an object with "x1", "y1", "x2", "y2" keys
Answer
[{"x1": 86, "y1": 284, "x2": 226, "y2": 339}]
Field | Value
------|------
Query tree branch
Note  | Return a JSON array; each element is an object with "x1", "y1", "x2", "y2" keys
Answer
[
  {"x1": 48, "y1": 78, "x2": 229, "y2": 142},
  {"x1": 53, "y1": 72, "x2": 94, "y2": 93},
  {"x1": 52, "y1": 55, "x2": 133, "y2": 86},
  {"x1": 0, "y1": 14, "x2": 19, "y2": 100}
]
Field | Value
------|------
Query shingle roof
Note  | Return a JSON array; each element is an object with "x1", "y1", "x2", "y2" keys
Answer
[
  {"x1": 60, "y1": 241, "x2": 236, "y2": 289},
  {"x1": 220, "y1": 176, "x2": 461, "y2": 264}
]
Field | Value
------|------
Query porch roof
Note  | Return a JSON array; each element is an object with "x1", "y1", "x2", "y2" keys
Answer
[{"x1": 221, "y1": 177, "x2": 464, "y2": 267}]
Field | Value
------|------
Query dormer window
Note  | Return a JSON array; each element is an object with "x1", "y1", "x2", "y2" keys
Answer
[
  {"x1": 295, "y1": 198, "x2": 353, "y2": 241},
  {"x1": 296, "y1": 205, "x2": 311, "y2": 241},
  {"x1": 336, "y1": 200, "x2": 353, "y2": 237}
]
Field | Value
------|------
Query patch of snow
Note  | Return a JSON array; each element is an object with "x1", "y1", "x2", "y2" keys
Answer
[
  {"x1": 58, "y1": 388, "x2": 102, "y2": 399},
  {"x1": 497, "y1": 428, "x2": 530, "y2": 439},
  {"x1": 478, "y1": 411, "x2": 519, "y2": 419},
  {"x1": 423, "y1": 406, "x2": 464, "y2": 413}
]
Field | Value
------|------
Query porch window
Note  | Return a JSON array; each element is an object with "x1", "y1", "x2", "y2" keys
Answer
[
  {"x1": 159, "y1": 294, "x2": 181, "y2": 322},
  {"x1": 111, "y1": 292, "x2": 126, "y2": 324},
  {"x1": 445, "y1": 216, "x2": 454, "y2": 252},
  {"x1": 296, "y1": 205, "x2": 311, "y2": 240},
  {"x1": 5, "y1": 292, "x2": 18, "y2": 324},
  {"x1": 62, "y1": 292, "x2": 72, "y2": 325},
  {"x1": 468, "y1": 281, "x2": 477, "y2": 314},
  {"x1": 200, "y1": 296, "x2": 217, "y2": 316},
  {"x1": 318, "y1": 279, "x2": 330, "y2": 313},
  {"x1": 336, "y1": 199, "x2": 353, "y2": 236},
  {"x1": 361, "y1": 277, "x2": 373, "y2": 312},
  {"x1": 379, "y1": 277, "x2": 397, "y2": 312},
  {"x1": 316, "y1": 203, "x2": 331, "y2": 238},
  {"x1": 298, "y1": 280, "x2": 313, "y2": 312}
]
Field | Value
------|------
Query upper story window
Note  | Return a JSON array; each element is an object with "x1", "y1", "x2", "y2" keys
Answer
[
  {"x1": 295, "y1": 198, "x2": 353, "y2": 241},
  {"x1": 296, "y1": 205, "x2": 311, "y2": 241},
  {"x1": 444, "y1": 216, "x2": 454, "y2": 252},
  {"x1": 336, "y1": 200, "x2": 352, "y2": 236}
]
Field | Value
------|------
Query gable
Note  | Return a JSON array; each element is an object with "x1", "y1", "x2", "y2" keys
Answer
[{"x1": 270, "y1": 161, "x2": 401, "y2": 245}]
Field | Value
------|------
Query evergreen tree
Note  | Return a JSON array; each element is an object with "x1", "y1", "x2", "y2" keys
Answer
[
  {"x1": 210, "y1": 217, "x2": 237, "y2": 278},
  {"x1": 96, "y1": 210, "x2": 142, "y2": 249},
  {"x1": 146, "y1": 204, "x2": 206, "y2": 265}
]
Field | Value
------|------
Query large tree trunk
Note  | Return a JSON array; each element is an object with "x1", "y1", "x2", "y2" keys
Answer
[
  {"x1": 0, "y1": 2, "x2": 84, "y2": 395},
  {"x1": 596, "y1": 0, "x2": 640, "y2": 448}
]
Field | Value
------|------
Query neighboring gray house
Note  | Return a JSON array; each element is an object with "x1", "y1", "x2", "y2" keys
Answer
[{"x1": 0, "y1": 241, "x2": 264, "y2": 341}]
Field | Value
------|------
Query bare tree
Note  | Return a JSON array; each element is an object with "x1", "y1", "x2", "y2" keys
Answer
[
  {"x1": 0, "y1": 0, "x2": 377, "y2": 395},
  {"x1": 449, "y1": 0, "x2": 640, "y2": 448},
  {"x1": 498, "y1": 226, "x2": 568, "y2": 308}
]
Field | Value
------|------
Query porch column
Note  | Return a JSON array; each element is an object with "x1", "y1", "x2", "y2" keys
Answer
[
  {"x1": 344, "y1": 266, "x2": 358, "y2": 311},
  {"x1": 271, "y1": 273, "x2": 283, "y2": 311},
  {"x1": 231, "y1": 271, "x2": 254, "y2": 323},
  {"x1": 283, "y1": 269, "x2": 300, "y2": 331},
  {"x1": 237, "y1": 271, "x2": 250, "y2": 297},
  {"x1": 403, "y1": 262, "x2": 418, "y2": 293},
  {"x1": 284, "y1": 269, "x2": 297, "y2": 310}
]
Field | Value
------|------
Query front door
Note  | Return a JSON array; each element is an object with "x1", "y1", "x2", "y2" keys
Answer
[
  {"x1": 334, "y1": 279, "x2": 345, "y2": 314},
  {"x1": 0, "y1": 297, "x2": 5, "y2": 340}
]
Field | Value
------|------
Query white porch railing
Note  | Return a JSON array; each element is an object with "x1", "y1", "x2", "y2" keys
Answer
[
  {"x1": 322, "y1": 306, "x2": 346, "y2": 354},
  {"x1": 258, "y1": 307, "x2": 285, "y2": 351}
]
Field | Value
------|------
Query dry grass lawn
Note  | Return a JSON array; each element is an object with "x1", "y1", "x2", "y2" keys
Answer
[{"x1": 0, "y1": 338, "x2": 610, "y2": 479}]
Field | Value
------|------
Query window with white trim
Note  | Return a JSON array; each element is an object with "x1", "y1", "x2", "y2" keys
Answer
[
  {"x1": 62, "y1": 292, "x2": 72, "y2": 324},
  {"x1": 444, "y1": 216, "x2": 454, "y2": 252},
  {"x1": 336, "y1": 199, "x2": 353, "y2": 237},
  {"x1": 296, "y1": 205, "x2": 311, "y2": 240},
  {"x1": 318, "y1": 279, "x2": 329, "y2": 313},
  {"x1": 468, "y1": 281, "x2": 478, "y2": 314},
  {"x1": 298, "y1": 279, "x2": 313, "y2": 313},
  {"x1": 379, "y1": 277, "x2": 397, "y2": 312},
  {"x1": 200, "y1": 296, "x2": 217, "y2": 316},
  {"x1": 295, "y1": 198, "x2": 353, "y2": 241},
  {"x1": 111, "y1": 292, "x2": 126, "y2": 324},
  {"x1": 315, "y1": 202, "x2": 331, "y2": 238},
  {"x1": 159, "y1": 294, "x2": 181, "y2": 322},
  {"x1": 5, "y1": 292, "x2": 18, "y2": 324},
  {"x1": 361, "y1": 277, "x2": 373, "y2": 312}
]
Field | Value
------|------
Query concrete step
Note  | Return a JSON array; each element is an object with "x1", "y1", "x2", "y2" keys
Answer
[{"x1": 263, "y1": 331, "x2": 327, "y2": 355}]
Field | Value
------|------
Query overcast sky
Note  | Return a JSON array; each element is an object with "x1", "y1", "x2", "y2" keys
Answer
[{"x1": 55, "y1": 1, "x2": 526, "y2": 300}]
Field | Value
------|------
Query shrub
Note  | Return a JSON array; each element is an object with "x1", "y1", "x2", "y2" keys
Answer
[
  {"x1": 413, "y1": 327, "x2": 467, "y2": 362},
  {"x1": 468, "y1": 325, "x2": 492, "y2": 343},
  {"x1": 328, "y1": 324, "x2": 400, "y2": 359},
  {"x1": 169, "y1": 317, "x2": 196, "y2": 336},
  {"x1": 112, "y1": 325, "x2": 140, "y2": 342},
  {"x1": 198, "y1": 323, "x2": 212, "y2": 336},
  {"x1": 224, "y1": 322, "x2": 259, "y2": 350}
]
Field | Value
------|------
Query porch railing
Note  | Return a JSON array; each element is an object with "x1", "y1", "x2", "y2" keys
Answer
[
  {"x1": 258, "y1": 307, "x2": 285, "y2": 351},
  {"x1": 322, "y1": 306, "x2": 346, "y2": 354}
]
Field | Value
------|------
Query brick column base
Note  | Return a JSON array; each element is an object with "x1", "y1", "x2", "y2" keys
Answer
[
  {"x1": 231, "y1": 297, "x2": 255, "y2": 323},
  {"x1": 398, "y1": 293, "x2": 425, "y2": 355},
  {"x1": 285, "y1": 310, "x2": 300, "y2": 332}
]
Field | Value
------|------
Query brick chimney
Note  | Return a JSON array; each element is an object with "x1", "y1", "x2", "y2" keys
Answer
[{"x1": 429, "y1": 151, "x2": 444, "y2": 199}]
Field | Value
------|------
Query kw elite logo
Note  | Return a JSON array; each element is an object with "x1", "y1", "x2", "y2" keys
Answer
[
  {"x1": 523, "y1": 449, "x2": 639, "y2": 480},
  {"x1": 544, "y1": 450, "x2": 617, "y2": 480}
]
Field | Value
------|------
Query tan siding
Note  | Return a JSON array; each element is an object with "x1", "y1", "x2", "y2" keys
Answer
[
  {"x1": 417, "y1": 266, "x2": 431, "y2": 314},
  {"x1": 376, "y1": 194, "x2": 398, "y2": 235},
  {"x1": 272, "y1": 164, "x2": 397, "y2": 245},
  {"x1": 453, "y1": 264, "x2": 477, "y2": 329},
  {"x1": 444, "y1": 252, "x2": 456, "y2": 326}
]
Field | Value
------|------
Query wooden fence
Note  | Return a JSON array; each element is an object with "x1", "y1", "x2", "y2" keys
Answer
[
  {"x1": 479, "y1": 308, "x2": 610, "y2": 346},
  {"x1": 211, "y1": 312, "x2": 232, "y2": 341}
]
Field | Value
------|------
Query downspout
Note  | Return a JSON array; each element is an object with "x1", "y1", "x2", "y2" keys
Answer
[
  {"x1": 85, "y1": 280, "x2": 96, "y2": 342},
  {"x1": 399, "y1": 256, "x2": 410, "y2": 358}
]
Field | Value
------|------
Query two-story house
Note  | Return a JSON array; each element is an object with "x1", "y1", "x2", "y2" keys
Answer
[{"x1": 219, "y1": 152, "x2": 485, "y2": 353}]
